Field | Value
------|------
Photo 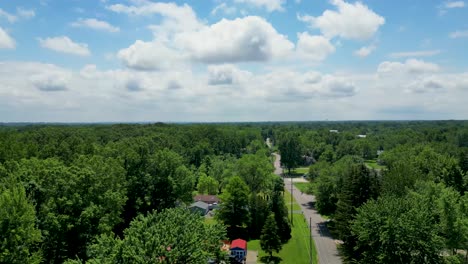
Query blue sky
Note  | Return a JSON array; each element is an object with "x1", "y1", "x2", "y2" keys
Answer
[{"x1": 0, "y1": 0, "x2": 467, "y2": 122}]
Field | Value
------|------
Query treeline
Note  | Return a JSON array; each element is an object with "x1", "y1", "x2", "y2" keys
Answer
[
  {"x1": 0, "y1": 123, "x2": 273, "y2": 263},
  {"x1": 278, "y1": 121, "x2": 468, "y2": 263}
]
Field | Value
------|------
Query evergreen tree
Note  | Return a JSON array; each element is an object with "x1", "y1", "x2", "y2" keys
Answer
[
  {"x1": 247, "y1": 193, "x2": 269, "y2": 239},
  {"x1": 270, "y1": 178, "x2": 292, "y2": 244},
  {"x1": 260, "y1": 214, "x2": 282, "y2": 257},
  {"x1": 334, "y1": 164, "x2": 379, "y2": 258}
]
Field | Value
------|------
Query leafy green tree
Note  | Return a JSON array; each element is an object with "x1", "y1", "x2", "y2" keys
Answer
[
  {"x1": 315, "y1": 173, "x2": 338, "y2": 215},
  {"x1": 81, "y1": 208, "x2": 227, "y2": 264},
  {"x1": 278, "y1": 132, "x2": 302, "y2": 174},
  {"x1": 6, "y1": 157, "x2": 127, "y2": 263},
  {"x1": 207, "y1": 155, "x2": 237, "y2": 193},
  {"x1": 0, "y1": 184, "x2": 42, "y2": 264},
  {"x1": 216, "y1": 176, "x2": 250, "y2": 228},
  {"x1": 457, "y1": 194, "x2": 468, "y2": 258},
  {"x1": 237, "y1": 153, "x2": 274, "y2": 193},
  {"x1": 260, "y1": 214, "x2": 282, "y2": 258},
  {"x1": 197, "y1": 173, "x2": 219, "y2": 195},
  {"x1": 381, "y1": 161, "x2": 423, "y2": 197},
  {"x1": 352, "y1": 195, "x2": 444, "y2": 264},
  {"x1": 438, "y1": 186, "x2": 463, "y2": 254}
]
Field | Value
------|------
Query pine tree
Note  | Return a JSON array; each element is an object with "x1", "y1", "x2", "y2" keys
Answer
[{"x1": 260, "y1": 214, "x2": 282, "y2": 257}]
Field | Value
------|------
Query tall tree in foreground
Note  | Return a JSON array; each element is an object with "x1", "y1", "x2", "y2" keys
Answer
[
  {"x1": 270, "y1": 178, "x2": 292, "y2": 244},
  {"x1": 216, "y1": 176, "x2": 250, "y2": 229},
  {"x1": 334, "y1": 163, "x2": 379, "y2": 258},
  {"x1": 352, "y1": 194, "x2": 444, "y2": 264},
  {"x1": 75, "y1": 208, "x2": 226, "y2": 264},
  {"x1": 260, "y1": 214, "x2": 282, "y2": 258},
  {"x1": 0, "y1": 183, "x2": 42, "y2": 264},
  {"x1": 278, "y1": 132, "x2": 302, "y2": 174}
]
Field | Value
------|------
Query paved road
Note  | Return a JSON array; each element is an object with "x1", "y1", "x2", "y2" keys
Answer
[{"x1": 273, "y1": 153, "x2": 342, "y2": 264}]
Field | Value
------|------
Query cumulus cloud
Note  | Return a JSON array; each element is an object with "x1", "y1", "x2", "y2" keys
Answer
[
  {"x1": 296, "y1": 32, "x2": 335, "y2": 61},
  {"x1": 319, "y1": 75, "x2": 357, "y2": 97},
  {"x1": 255, "y1": 71, "x2": 357, "y2": 102},
  {"x1": 450, "y1": 30, "x2": 468, "y2": 38},
  {"x1": 176, "y1": 16, "x2": 294, "y2": 63},
  {"x1": 298, "y1": 0, "x2": 385, "y2": 40},
  {"x1": 125, "y1": 79, "x2": 144, "y2": 92},
  {"x1": 38, "y1": 36, "x2": 91, "y2": 56},
  {"x1": 207, "y1": 64, "x2": 251, "y2": 85},
  {"x1": 0, "y1": 27, "x2": 15, "y2": 49},
  {"x1": 389, "y1": 50, "x2": 441, "y2": 58},
  {"x1": 354, "y1": 45, "x2": 376, "y2": 57},
  {"x1": 112, "y1": 3, "x2": 294, "y2": 66},
  {"x1": 167, "y1": 80, "x2": 182, "y2": 90},
  {"x1": 71, "y1": 18, "x2": 120, "y2": 33},
  {"x1": 234, "y1": 0, "x2": 286, "y2": 12},
  {"x1": 31, "y1": 72, "x2": 70, "y2": 92},
  {"x1": 405, "y1": 78, "x2": 445, "y2": 94},
  {"x1": 377, "y1": 59, "x2": 440, "y2": 76},
  {"x1": 108, "y1": 1, "x2": 202, "y2": 35},
  {"x1": 117, "y1": 40, "x2": 185, "y2": 71}
]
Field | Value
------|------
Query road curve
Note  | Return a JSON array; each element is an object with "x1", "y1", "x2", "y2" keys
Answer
[{"x1": 273, "y1": 153, "x2": 342, "y2": 264}]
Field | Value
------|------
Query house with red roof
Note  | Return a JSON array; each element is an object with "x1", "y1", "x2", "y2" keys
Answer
[{"x1": 230, "y1": 238, "x2": 247, "y2": 263}]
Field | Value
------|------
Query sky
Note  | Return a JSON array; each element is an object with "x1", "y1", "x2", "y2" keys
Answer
[{"x1": 0, "y1": 0, "x2": 467, "y2": 122}]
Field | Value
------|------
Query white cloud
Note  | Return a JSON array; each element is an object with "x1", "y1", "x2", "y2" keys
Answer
[
  {"x1": 117, "y1": 40, "x2": 185, "y2": 71},
  {"x1": 0, "y1": 8, "x2": 17, "y2": 23},
  {"x1": 0, "y1": 27, "x2": 15, "y2": 49},
  {"x1": 38, "y1": 36, "x2": 91, "y2": 56},
  {"x1": 1, "y1": 60, "x2": 468, "y2": 121},
  {"x1": 234, "y1": 0, "x2": 286, "y2": 12},
  {"x1": 17, "y1": 7, "x2": 35, "y2": 19},
  {"x1": 176, "y1": 16, "x2": 294, "y2": 63},
  {"x1": 211, "y1": 3, "x2": 237, "y2": 16},
  {"x1": 298, "y1": 0, "x2": 385, "y2": 40},
  {"x1": 405, "y1": 78, "x2": 445, "y2": 94},
  {"x1": 445, "y1": 1, "x2": 465, "y2": 8},
  {"x1": 71, "y1": 18, "x2": 120, "y2": 33},
  {"x1": 389, "y1": 50, "x2": 441, "y2": 58},
  {"x1": 30, "y1": 71, "x2": 70, "y2": 92},
  {"x1": 377, "y1": 59, "x2": 440, "y2": 76},
  {"x1": 296, "y1": 32, "x2": 335, "y2": 61},
  {"x1": 207, "y1": 64, "x2": 251, "y2": 85},
  {"x1": 108, "y1": 1, "x2": 202, "y2": 32},
  {"x1": 354, "y1": 45, "x2": 376, "y2": 57},
  {"x1": 450, "y1": 30, "x2": 468, "y2": 38}
]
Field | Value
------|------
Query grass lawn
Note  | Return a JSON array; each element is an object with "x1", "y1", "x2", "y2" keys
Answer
[
  {"x1": 294, "y1": 182, "x2": 312, "y2": 195},
  {"x1": 284, "y1": 188, "x2": 302, "y2": 211},
  {"x1": 247, "y1": 191, "x2": 318, "y2": 264},
  {"x1": 293, "y1": 167, "x2": 309, "y2": 174},
  {"x1": 364, "y1": 160, "x2": 387, "y2": 170}
]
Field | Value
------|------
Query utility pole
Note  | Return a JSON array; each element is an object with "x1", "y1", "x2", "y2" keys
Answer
[
  {"x1": 290, "y1": 172, "x2": 293, "y2": 226},
  {"x1": 309, "y1": 217, "x2": 312, "y2": 264}
]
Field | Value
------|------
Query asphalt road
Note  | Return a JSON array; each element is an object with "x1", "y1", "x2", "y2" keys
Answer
[{"x1": 273, "y1": 153, "x2": 342, "y2": 264}]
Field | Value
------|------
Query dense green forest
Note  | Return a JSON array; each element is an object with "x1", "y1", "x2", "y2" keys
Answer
[{"x1": 1, "y1": 121, "x2": 468, "y2": 263}]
